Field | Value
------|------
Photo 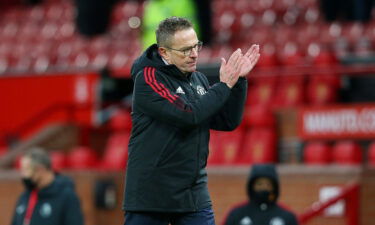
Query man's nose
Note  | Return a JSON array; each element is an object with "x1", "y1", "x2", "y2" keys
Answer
[{"x1": 190, "y1": 48, "x2": 198, "y2": 57}]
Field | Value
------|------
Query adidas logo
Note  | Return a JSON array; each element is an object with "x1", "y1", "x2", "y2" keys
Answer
[{"x1": 176, "y1": 86, "x2": 185, "y2": 94}]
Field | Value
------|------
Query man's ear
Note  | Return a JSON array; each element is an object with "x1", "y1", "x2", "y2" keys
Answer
[{"x1": 158, "y1": 47, "x2": 169, "y2": 61}]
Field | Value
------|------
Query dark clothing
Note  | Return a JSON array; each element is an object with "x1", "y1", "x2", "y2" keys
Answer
[
  {"x1": 124, "y1": 207, "x2": 215, "y2": 225},
  {"x1": 123, "y1": 44, "x2": 247, "y2": 212},
  {"x1": 320, "y1": 0, "x2": 373, "y2": 22},
  {"x1": 223, "y1": 164, "x2": 298, "y2": 225},
  {"x1": 223, "y1": 201, "x2": 298, "y2": 225},
  {"x1": 11, "y1": 175, "x2": 84, "y2": 225}
]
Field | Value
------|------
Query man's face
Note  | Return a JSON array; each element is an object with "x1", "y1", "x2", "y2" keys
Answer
[
  {"x1": 20, "y1": 157, "x2": 35, "y2": 178},
  {"x1": 159, "y1": 28, "x2": 200, "y2": 74},
  {"x1": 253, "y1": 177, "x2": 274, "y2": 192},
  {"x1": 20, "y1": 157, "x2": 42, "y2": 181}
]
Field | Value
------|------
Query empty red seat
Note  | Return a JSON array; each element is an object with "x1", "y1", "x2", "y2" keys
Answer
[
  {"x1": 246, "y1": 77, "x2": 277, "y2": 106},
  {"x1": 101, "y1": 132, "x2": 130, "y2": 170},
  {"x1": 307, "y1": 75, "x2": 338, "y2": 105},
  {"x1": 109, "y1": 109, "x2": 132, "y2": 131},
  {"x1": 243, "y1": 105, "x2": 275, "y2": 128},
  {"x1": 307, "y1": 43, "x2": 338, "y2": 66},
  {"x1": 67, "y1": 146, "x2": 98, "y2": 169},
  {"x1": 332, "y1": 141, "x2": 362, "y2": 165},
  {"x1": 303, "y1": 141, "x2": 331, "y2": 165},
  {"x1": 367, "y1": 141, "x2": 375, "y2": 167},
  {"x1": 236, "y1": 128, "x2": 277, "y2": 165},
  {"x1": 273, "y1": 76, "x2": 305, "y2": 108},
  {"x1": 256, "y1": 43, "x2": 278, "y2": 67},
  {"x1": 50, "y1": 151, "x2": 67, "y2": 171},
  {"x1": 0, "y1": 147, "x2": 6, "y2": 159},
  {"x1": 278, "y1": 42, "x2": 305, "y2": 66},
  {"x1": 207, "y1": 129, "x2": 243, "y2": 166}
]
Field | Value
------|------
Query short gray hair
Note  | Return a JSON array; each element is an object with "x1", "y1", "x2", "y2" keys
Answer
[
  {"x1": 156, "y1": 16, "x2": 193, "y2": 47},
  {"x1": 23, "y1": 147, "x2": 52, "y2": 170}
]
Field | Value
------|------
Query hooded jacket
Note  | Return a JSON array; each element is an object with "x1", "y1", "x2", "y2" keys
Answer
[
  {"x1": 123, "y1": 44, "x2": 247, "y2": 212},
  {"x1": 223, "y1": 164, "x2": 299, "y2": 225},
  {"x1": 11, "y1": 174, "x2": 84, "y2": 225}
]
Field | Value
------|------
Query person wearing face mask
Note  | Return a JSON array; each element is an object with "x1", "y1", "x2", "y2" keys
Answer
[
  {"x1": 223, "y1": 164, "x2": 298, "y2": 225},
  {"x1": 10, "y1": 148, "x2": 84, "y2": 225}
]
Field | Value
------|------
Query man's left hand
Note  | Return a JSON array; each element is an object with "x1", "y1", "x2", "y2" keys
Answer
[{"x1": 239, "y1": 44, "x2": 260, "y2": 77}]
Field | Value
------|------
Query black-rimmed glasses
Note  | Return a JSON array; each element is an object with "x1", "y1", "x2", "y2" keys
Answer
[{"x1": 164, "y1": 41, "x2": 203, "y2": 56}]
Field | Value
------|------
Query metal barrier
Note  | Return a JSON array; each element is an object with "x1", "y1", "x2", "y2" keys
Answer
[{"x1": 298, "y1": 183, "x2": 360, "y2": 225}]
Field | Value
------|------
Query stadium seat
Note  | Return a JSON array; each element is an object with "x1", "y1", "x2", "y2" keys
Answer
[
  {"x1": 273, "y1": 75, "x2": 305, "y2": 108},
  {"x1": 256, "y1": 43, "x2": 278, "y2": 67},
  {"x1": 243, "y1": 105, "x2": 275, "y2": 128},
  {"x1": 50, "y1": 151, "x2": 67, "y2": 171},
  {"x1": 303, "y1": 141, "x2": 331, "y2": 165},
  {"x1": 0, "y1": 147, "x2": 6, "y2": 159},
  {"x1": 367, "y1": 141, "x2": 375, "y2": 167},
  {"x1": 207, "y1": 129, "x2": 243, "y2": 166},
  {"x1": 236, "y1": 128, "x2": 277, "y2": 165},
  {"x1": 306, "y1": 75, "x2": 338, "y2": 105},
  {"x1": 307, "y1": 43, "x2": 337, "y2": 66},
  {"x1": 246, "y1": 76, "x2": 277, "y2": 106},
  {"x1": 278, "y1": 42, "x2": 305, "y2": 66},
  {"x1": 67, "y1": 146, "x2": 98, "y2": 169},
  {"x1": 101, "y1": 132, "x2": 130, "y2": 170},
  {"x1": 109, "y1": 109, "x2": 132, "y2": 131},
  {"x1": 332, "y1": 141, "x2": 362, "y2": 165}
]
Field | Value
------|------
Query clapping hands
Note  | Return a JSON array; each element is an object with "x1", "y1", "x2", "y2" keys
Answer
[{"x1": 219, "y1": 44, "x2": 260, "y2": 88}]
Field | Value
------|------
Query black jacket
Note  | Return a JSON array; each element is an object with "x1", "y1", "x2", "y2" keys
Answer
[
  {"x1": 123, "y1": 44, "x2": 247, "y2": 212},
  {"x1": 224, "y1": 164, "x2": 298, "y2": 225},
  {"x1": 11, "y1": 175, "x2": 84, "y2": 225}
]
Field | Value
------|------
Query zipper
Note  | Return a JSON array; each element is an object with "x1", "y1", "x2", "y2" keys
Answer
[{"x1": 188, "y1": 75, "x2": 201, "y2": 211}]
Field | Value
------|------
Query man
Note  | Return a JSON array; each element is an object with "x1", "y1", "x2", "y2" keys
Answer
[
  {"x1": 123, "y1": 16, "x2": 260, "y2": 225},
  {"x1": 11, "y1": 148, "x2": 84, "y2": 225},
  {"x1": 223, "y1": 164, "x2": 299, "y2": 225}
]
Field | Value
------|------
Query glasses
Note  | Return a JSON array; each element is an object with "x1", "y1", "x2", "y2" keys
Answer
[{"x1": 164, "y1": 41, "x2": 203, "y2": 56}]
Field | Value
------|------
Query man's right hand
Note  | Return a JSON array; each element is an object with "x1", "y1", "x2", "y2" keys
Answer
[{"x1": 219, "y1": 49, "x2": 244, "y2": 89}]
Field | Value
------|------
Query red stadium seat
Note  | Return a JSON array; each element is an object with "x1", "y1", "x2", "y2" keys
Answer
[
  {"x1": 307, "y1": 75, "x2": 338, "y2": 105},
  {"x1": 50, "y1": 151, "x2": 67, "y2": 171},
  {"x1": 207, "y1": 129, "x2": 243, "y2": 166},
  {"x1": 101, "y1": 132, "x2": 130, "y2": 170},
  {"x1": 278, "y1": 42, "x2": 305, "y2": 66},
  {"x1": 367, "y1": 141, "x2": 375, "y2": 167},
  {"x1": 243, "y1": 105, "x2": 275, "y2": 128},
  {"x1": 67, "y1": 146, "x2": 98, "y2": 169},
  {"x1": 236, "y1": 128, "x2": 277, "y2": 165},
  {"x1": 0, "y1": 147, "x2": 6, "y2": 159},
  {"x1": 307, "y1": 43, "x2": 338, "y2": 66},
  {"x1": 332, "y1": 141, "x2": 362, "y2": 165},
  {"x1": 14, "y1": 154, "x2": 22, "y2": 169},
  {"x1": 256, "y1": 43, "x2": 278, "y2": 67},
  {"x1": 109, "y1": 109, "x2": 132, "y2": 131},
  {"x1": 303, "y1": 141, "x2": 331, "y2": 165},
  {"x1": 273, "y1": 76, "x2": 305, "y2": 108},
  {"x1": 246, "y1": 77, "x2": 277, "y2": 106}
]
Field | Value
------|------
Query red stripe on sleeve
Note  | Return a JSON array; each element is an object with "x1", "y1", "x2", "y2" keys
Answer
[
  {"x1": 149, "y1": 67, "x2": 177, "y2": 101},
  {"x1": 143, "y1": 67, "x2": 174, "y2": 103}
]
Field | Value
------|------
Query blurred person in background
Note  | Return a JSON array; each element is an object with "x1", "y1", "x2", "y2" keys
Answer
[
  {"x1": 10, "y1": 148, "x2": 84, "y2": 225},
  {"x1": 75, "y1": 0, "x2": 118, "y2": 37},
  {"x1": 320, "y1": 0, "x2": 373, "y2": 22},
  {"x1": 123, "y1": 16, "x2": 260, "y2": 225},
  {"x1": 142, "y1": 0, "x2": 212, "y2": 49},
  {"x1": 223, "y1": 164, "x2": 298, "y2": 225}
]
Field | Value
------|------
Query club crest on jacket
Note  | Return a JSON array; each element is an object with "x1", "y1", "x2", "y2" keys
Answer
[{"x1": 196, "y1": 85, "x2": 207, "y2": 95}]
